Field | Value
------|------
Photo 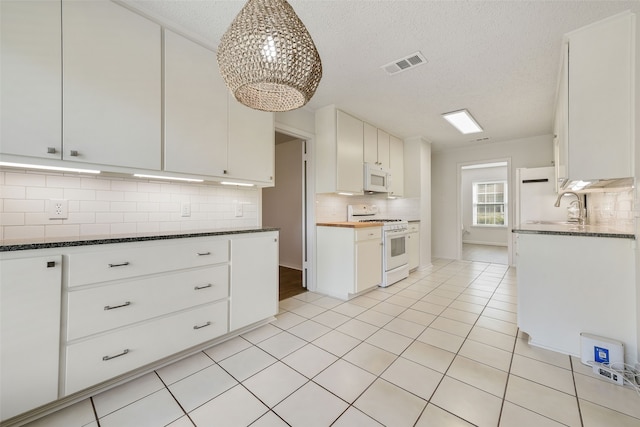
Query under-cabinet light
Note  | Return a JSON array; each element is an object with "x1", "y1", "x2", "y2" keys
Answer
[
  {"x1": 133, "y1": 174, "x2": 203, "y2": 183},
  {"x1": 442, "y1": 109, "x2": 483, "y2": 134},
  {"x1": 0, "y1": 161, "x2": 100, "y2": 174},
  {"x1": 220, "y1": 181, "x2": 254, "y2": 187},
  {"x1": 337, "y1": 192, "x2": 354, "y2": 196}
]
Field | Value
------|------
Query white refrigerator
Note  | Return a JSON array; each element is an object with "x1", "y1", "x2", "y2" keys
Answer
[{"x1": 515, "y1": 167, "x2": 567, "y2": 225}]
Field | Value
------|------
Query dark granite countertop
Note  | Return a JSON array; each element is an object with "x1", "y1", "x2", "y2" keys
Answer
[
  {"x1": 0, "y1": 227, "x2": 279, "y2": 252},
  {"x1": 512, "y1": 222, "x2": 635, "y2": 239}
]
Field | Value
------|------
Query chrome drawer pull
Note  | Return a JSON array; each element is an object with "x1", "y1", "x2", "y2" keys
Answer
[
  {"x1": 104, "y1": 301, "x2": 131, "y2": 311},
  {"x1": 102, "y1": 349, "x2": 129, "y2": 361},
  {"x1": 108, "y1": 262, "x2": 130, "y2": 268},
  {"x1": 193, "y1": 321, "x2": 212, "y2": 330},
  {"x1": 197, "y1": 252, "x2": 211, "y2": 256},
  {"x1": 194, "y1": 283, "x2": 213, "y2": 290}
]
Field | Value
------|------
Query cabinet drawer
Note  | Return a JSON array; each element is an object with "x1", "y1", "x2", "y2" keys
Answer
[
  {"x1": 67, "y1": 265, "x2": 228, "y2": 341},
  {"x1": 355, "y1": 227, "x2": 381, "y2": 241},
  {"x1": 64, "y1": 300, "x2": 228, "y2": 395},
  {"x1": 408, "y1": 223, "x2": 419, "y2": 233},
  {"x1": 68, "y1": 238, "x2": 229, "y2": 287}
]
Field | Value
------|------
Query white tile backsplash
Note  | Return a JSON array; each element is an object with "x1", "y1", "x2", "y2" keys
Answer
[
  {"x1": 586, "y1": 189, "x2": 635, "y2": 228},
  {"x1": 0, "y1": 169, "x2": 260, "y2": 241},
  {"x1": 315, "y1": 193, "x2": 420, "y2": 223}
]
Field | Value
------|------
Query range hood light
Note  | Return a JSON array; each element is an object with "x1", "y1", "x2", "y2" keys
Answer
[
  {"x1": 220, "y1": 181, "x2": 254, "y2": 187},
  {"x1": 133, "y1": 174, "x2": 203, "y2": 183},
  {"x1": 442, "y1": 109, "x2": 483, "y2": 134},
  {"x1": 0, "y1": 161, "x2": 100, "y2": 174}
]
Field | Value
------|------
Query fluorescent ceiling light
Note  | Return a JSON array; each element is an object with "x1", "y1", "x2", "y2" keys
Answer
[
  {"x1": 220, "y1": 181, "x2": 254, "y2": 187},
  {"x1": 442, "y1": 109, "x2": 483, "y2": 134},
  {"x1": 133, "y1": 174, "x2": 203, "y2": 183},
  {"x1": 0, "y1": 161, "x2": 100, "y2": 174}
]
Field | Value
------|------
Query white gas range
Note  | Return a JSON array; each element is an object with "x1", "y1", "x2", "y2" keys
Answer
[{"x1": 347, "y1": 204, "x2": 409, "y2": 287}]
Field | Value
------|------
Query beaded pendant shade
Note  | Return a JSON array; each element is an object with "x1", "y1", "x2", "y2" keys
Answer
[{"x1": 217, "y1": 0, "x2": 322, "y2": 112}]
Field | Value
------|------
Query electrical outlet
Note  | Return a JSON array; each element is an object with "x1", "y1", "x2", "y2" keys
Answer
[
  {"x1": 181, "y1": 203, "x2": 191, "y2": 217},
  {"x1": 48, "y1": 199, "x2": 68, "y2": 219},
  {"x1": 235, "y1": 202, "x2": 243, "y2": 217}
]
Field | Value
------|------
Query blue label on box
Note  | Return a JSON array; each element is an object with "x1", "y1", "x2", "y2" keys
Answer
[{"x1": 594, "y1": 346, "x2": 610, "y2": 364}]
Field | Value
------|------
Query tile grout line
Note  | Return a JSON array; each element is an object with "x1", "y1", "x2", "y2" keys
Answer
[
  {"x1": 89, "y1": 396, "x2": 102, "y2": 427},
  {"x1": 152, "y1": 370, "x2": 197, "y2": 426},
  {"x1": 569, "y1": 356, "x2": 586, "y2": 426}
]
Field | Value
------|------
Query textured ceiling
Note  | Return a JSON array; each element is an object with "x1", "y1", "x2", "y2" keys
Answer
[{"x1": 122, "y1": 0, "x2": 639, "y2": 151}]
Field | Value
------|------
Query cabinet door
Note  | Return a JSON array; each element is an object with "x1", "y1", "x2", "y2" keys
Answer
[
  {"x1": 389, "y1": 135, "x2": 404, "y2": 197},
  {"x1": 0, "y1": 1, "x2": 61, "y2": 160},
  {"x1": 568, "y1": 13, "x2": 633, "y2": 180},
  {"x1": 164, "y1": 30, "x2": 227, "y2": 176},
  {"x1": 230, "y1": 232, "x2": 279, "y2": 330},
  {"x1": 336, "y1": 111, "x2": 364, "y2": 193},
  {"x1": 227, "y1": 99, "x2": 275, "y2": 184},
  {"x1": 363, "y1": 122, "x2": 378, "y2": 165},
  {"x1": 376, "y1": 129, "x2": 390, "y2": 169},
  {"x1": 62, "y1": 0, "x2": 161, "y2": 170},
  {"x1": 408, "y1": 231, "x2": 419, "y2": 271},
  {"x1": 554, "y1": 43, "x2": 569, "y2": 190},
  {"x1": 355, "y1": 238, "x2": 382, "y2": 292},
  {"x1": 1, "y1": 255, "x2": 62, "y2": 421}
]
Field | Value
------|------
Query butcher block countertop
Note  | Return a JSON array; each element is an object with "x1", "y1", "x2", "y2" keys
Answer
[{"x1": 317, "y1": 222, "x2": 383, "y2": 228}]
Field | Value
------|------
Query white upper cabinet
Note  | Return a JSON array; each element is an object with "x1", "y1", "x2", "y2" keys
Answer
[
  {"x1": 565, "y1": 12, "x2": 635, "y2": 181},
  {"x1": 62, "y1": 0, "x2": 161, "y2": 170},
  {"x1": 553, "y1": 43, "x2": 569, "y2": 191},
  {"x1": 375, "y1": 129, "x2": 391, "y2": 170},
  {"x1": 363, "y1": 123, "x2": 389, "y2": 169},
  {"x1": 227, "y1": 99, "x2": 275, "y2": 185},
  {"x1": 0, "y1": 1, "x2": 62, "y2": 160},
  {"x1": 389, "y1": 135, "x2": 404, "y2": 197},
  {"x1": 164, "y1": 30, "x2": 227, "y2": 177}
]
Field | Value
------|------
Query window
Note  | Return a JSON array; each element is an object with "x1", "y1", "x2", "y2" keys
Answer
[{"x1": 473, "y1": 181, "x2": 507, "y2": 226}]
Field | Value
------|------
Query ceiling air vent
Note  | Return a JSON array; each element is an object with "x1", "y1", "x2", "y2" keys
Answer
[{"x1": 382, "y1": 52, "x2": 427, "y2": 75}]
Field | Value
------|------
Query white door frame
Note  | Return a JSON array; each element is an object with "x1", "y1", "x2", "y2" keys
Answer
[
  {"x1": 274, "y1": 122, "x2": 317, "y2": 291},
  {"x1": 456, "y1": 157, "x2": 513, "y2": 266}
]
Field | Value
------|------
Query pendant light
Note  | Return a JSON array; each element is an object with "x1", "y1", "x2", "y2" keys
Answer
[{"x1": 217, "y1": 0, "x2": 322, "y2": 112}]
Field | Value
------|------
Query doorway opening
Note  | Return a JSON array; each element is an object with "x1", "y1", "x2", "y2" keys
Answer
[
  {"x1": 263, "y1": 131, "x2": 310, "y2": 300},
  {"x1": 458, "y1": 160, "x2": 511, "y2": 265}
]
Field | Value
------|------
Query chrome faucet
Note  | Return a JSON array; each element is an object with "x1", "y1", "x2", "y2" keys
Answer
[{"x1": 554, "y1": 191, "x2": 585, "y2": 224}]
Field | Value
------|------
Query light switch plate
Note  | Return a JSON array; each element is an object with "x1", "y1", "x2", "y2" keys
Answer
[
  {"x1": 235, "y1": 202, "x2": 243, "y2": 217},
  {"x1": 181, "y1": 203, "x2": 191, "y2": 217}
]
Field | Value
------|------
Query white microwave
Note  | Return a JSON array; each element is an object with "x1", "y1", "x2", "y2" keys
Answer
[{"x1": 364, "y1": 163, "x2": 391, "y2": 193}]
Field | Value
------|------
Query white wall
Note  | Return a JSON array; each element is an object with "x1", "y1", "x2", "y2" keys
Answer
[
  {"x1": 432, "y1": 134, "x2": 554, "y2": 260},
  {"x1": 263, "y1": 140, "x2": 303, "y2": 270},
  {"x1": 461, "y1": 165, "x2": 508, "y2": 246},
  {"x1": 0, "y1": 168, "x2": 259, "y2": 241}
]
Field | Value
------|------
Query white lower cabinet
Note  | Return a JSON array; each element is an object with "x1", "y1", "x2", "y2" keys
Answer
[
  {"x1": 0, "y1": 255, "x2": 62, "y2": 421},
  {"x1": 316, "y1": 226, "x2": 382, "y2": 300},
  {"x1": 407, "y1": 222, "x2": 420, "y2": 271},
  {"x1": 230, "y1": 231, "x2": 279, "y2": 331}
]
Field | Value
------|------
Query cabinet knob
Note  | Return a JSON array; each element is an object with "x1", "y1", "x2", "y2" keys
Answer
[
  {"x1": 274, "y1": 238, "x2": 278, "y2": 242},
  {"x1": 108, "y1": 262, "x2": 130, "y2": 268},
  {"x1": 104, "y1": 301, "x2": 131, "y2": 311},
  {"x1": 69, "y1": 150, "x2": 79, "y2": 157},
  {"x1": 46, "y1": 261, "x2": 56, "y2": 268},
  {"x1": 223, "y1": 170, "x2": 228, "y2": 174},
  {"x1": 193, "y1": 321, "x2": 212, "y2": 330},
  {"x1": 47, "y1": 147, "x2": 57, "y2": 154}
]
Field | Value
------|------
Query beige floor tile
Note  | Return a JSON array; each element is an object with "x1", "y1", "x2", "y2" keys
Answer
[
  {"x1": 370, "y1": 301, "x2": 407, "y2": 316},
  {"x1": 439, "y1": 307, "x2": 480, "y2": 325},
  {"x1": 482, "y1": 307, "x2": 517, "y2": 323},
  {"x1": 189, "y1": 384, "x2": 268, "y2": 427},
  {"x1": 510, "y1": 354, "x2": 575, "y2": 395},
  {"x1": 383, "y1": 317, "x2": 427, "y2": 338},
  {"x1": 287, "y1": 319, "x2": 331, "y2": 342},
  {"x1": 204, "y1": 336, "x2": 252, "y2": 362},
  {"x1": 447, "y1": 356, "x2": 508, "y2": 398},
  {"x1": 279, "y1": 297, "x2": 306, "y2": 311},
  {"x1": 365, "y1": 328, "x2": 413, "y2": 355},
  {"x1": 487, "y1": 299, "x2": 517, "y2": 313},
  {"x1": 93, "y1": 372, "x2": 164, "y2": 418},
  {"x1": 156, "y1": 352, "x2": 214, "y2": 385},
  {"x1": 356, "y1": 308, "x2": 395, "y2": 327},
  {"x1": 505, "y1": 375, "x2": 581, "y2": 426},
  {"x1": 349, "y1": 295, "x2": 381, "y2": 308},
  {"x1": 312, "y1": 330, "x2": 361, "y2": 357},
  {"x1": 448, "y1": 300, "x2": 485, "y2": 314},
  {"x1": 468, "y1": 326, "x2": 516, "y2": 352},
  {"x1": 218, "y1": 346, "x2": 277, "y2": 382},
  {"x1": 415, "y1": 404, "x2": 475, "y2": 426},
  {"x1": 289, "y1": 302, "x2": 328, "y2": 319},
  {"x1": 574, "y1": 372, "x2": 640, "y2": 419},
  {"x1": 381, "y1": 357, "x2": 443, "y2": 400},
  {"x1": 463, "y1": 288, "x2": 494, "y2": 299},
  {"x1": 396, "y1": 289, "x2": 428, "y2": 300},
  {"x1": 513, "y1": 337, "x2": 571, "y2": 369},
  {"x1": 475, "y1": 315, "x2": 518, "y2": 336},
  {"x1": 23, "y1": 399, "x2": 96, "y2": 427},
  {"x1": 313, "y1": 359, "x2": 376, "y2": 403},
  {"x1": 168, "y1": 364, "x2": 239, "y2": 412},
  {"x1": 242, "y1": 362, "x2": 308, "y2": 408},
  {"x1": 456, "y1": 294, "x2": 490, "y2": 306},
  {"x1": 458, "y1": 339, "x2": 512, "y2": 372},
  {"x1": 293, "y1": 292, "x2": 324, "y2": 302},
  {"x1": 354, "y1": 379, "x2": 427, "y2": 427},
  {"x1": 310, "y1": 296, "x2": 344, "y2": 309},
  {"x1": 99, "y1": 389, "x2": 183, "y2": 427},
  {"x1": 310, "y1": 309, "x2": 351, "y2": 328},
  {"x1": 402, "y1": 341, "x2": 456, "y2": 374},
  {"x1": 273, "y1": 382, "x2": 348, "y2": 427},
  {"x1": 363, "y1": 289, "x2": 393, "y2": 301},
  {"x1": 332, "y1": 302, "x2": 369, "y2": 317},
  {"x1": 281, "y1": 344, "x2": 338, "y2": 378},
  {"x1": 431, "y1": 376, "x2": 503, "y2": 427},
  {"x1": 165, "y1": 416, "x2": 194, "y2": 427},
  {"x1": 417, "y1": 327, "x2": 465, "y2": 353},
  {"x1": 397, "y1": 308, "x2": 437, "y2": 326},
  {"x1": 430, "y1": 316, "x2": 474, "y2": 337},
  {"x1": 421, "y1": 294, "x2": 454, "y2": 306},
  {"x1": 336, "y1": 318, "x2": 379, "y2": 340},
  {"x1": 385, "y1": 294, "x2": 419, "y2": 308},
  {"x1": 250, "y1": 411, "x2": 289, "y2": 427},
  {"x1": 499, "y1": 402, "x2": 564, "y2": 426},
  {"x1": 579, "y1": 398, "x2": 640, "y2": 427},
  {"x1": 257, "y1": 331, "x2": 307, "y2": 359},
  {"x1": 332, "y1": 406, "x2": 383, "y2": 426},
  {"x1": 241, "y1": 324, "x2": 282, "y2": 344},
  {"x1": 411, "y1": 300, "x2": 447, "y2": 315},
  {"x1": 343, "y1": 342, "x2": 397, "y2": 375}
]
